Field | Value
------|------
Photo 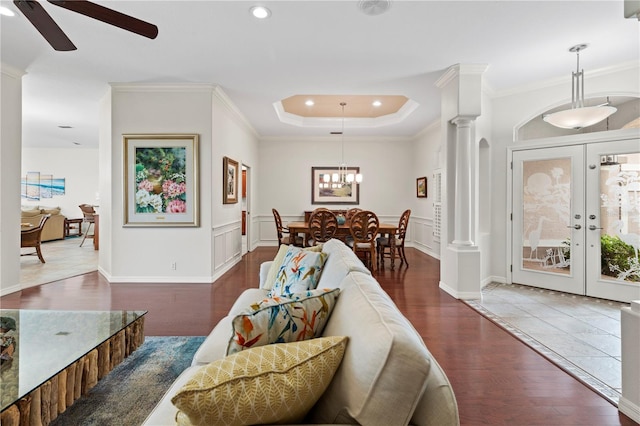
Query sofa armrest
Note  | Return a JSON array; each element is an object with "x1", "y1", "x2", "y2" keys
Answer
[{"x1": 259, "y1": 261, "x2": 273, "y2": 289}]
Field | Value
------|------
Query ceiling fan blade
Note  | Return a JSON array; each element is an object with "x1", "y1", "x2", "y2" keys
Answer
[
  {"x1": 14, "y1": 0, "x2": 76, "y2": 51},
  {"x1": 47, "y1": 0, "x2": 158, "y2": 39}
]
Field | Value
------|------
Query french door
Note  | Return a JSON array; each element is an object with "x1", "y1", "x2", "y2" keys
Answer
[{"x1": 512, "y1": 138, "x2": 640, "y2": 303}]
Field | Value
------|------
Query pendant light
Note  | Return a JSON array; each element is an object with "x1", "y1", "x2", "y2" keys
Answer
[
  {"x1": 543, "y1": 44, "x2": 617, "y2": 130},
  {"x1": 324, "y1": 102, "x2": 362, "y2": 188}
]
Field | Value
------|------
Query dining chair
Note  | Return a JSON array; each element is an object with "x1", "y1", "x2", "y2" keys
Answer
[
  {"x1": 79, "y1": 204, "x2": 96, "y2": 247},
  {"x1": 272, "y1": 208, "x2": 303, "y2": 247},
  {"x1": 345, "y1": 208, "x2": 363, "y2": 222},
  {"x1": 308, "y1": 208, "x2": 338, "y2": 245},
  {"x1": 21, "y1": 214, "x2": 51, "y2": 263},
  {"x1": 347, "y1": 210, "x2": 379, "y2": 271},
  {"x1": 377, "y1": 209, "x2": 411, "y2": 268}
]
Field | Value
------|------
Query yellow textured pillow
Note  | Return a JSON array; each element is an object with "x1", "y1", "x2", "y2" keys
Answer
[
  {"x1": 172, "y1": 336, "x2": 348, "y2": 426},
  {"x1": 264, "y1": 243, "x2": 323, "y2": 290}
]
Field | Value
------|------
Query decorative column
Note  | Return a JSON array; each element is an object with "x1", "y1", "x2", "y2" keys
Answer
[
  {"x1": 451, "y1": 117, "x2": 474, "y2": 247},
  {"x1": 435, "y1": 63, "x2": 487, "y2": 300}
]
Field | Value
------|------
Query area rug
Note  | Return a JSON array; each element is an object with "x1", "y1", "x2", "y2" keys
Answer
[{"x1": 50, "y1": 336, "x2": 204, "y2": 426}]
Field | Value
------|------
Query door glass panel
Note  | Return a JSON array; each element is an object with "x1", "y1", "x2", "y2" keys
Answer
[
  {"x1": 599, "y1": 153, "x2": 640, "y2": 283},
  {"x1": 521, "y1": 158, "x2": 572, "y2": 274}
]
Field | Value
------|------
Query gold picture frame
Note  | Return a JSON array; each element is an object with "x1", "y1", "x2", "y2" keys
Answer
[
  {"x1": 223, "y1": 156, "x2": 239, "y2": 204},
  {"x1": 123, "y1": 134, "x2": 199, "y2": 227}
]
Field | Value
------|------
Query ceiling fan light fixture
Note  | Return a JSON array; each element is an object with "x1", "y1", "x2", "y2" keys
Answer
[
  {"x1": 544, "y1": 44, "x2": 617, "y2": 130},
  {"x1": 250, "y1": 6, "x2": 271, "y2": 19}
]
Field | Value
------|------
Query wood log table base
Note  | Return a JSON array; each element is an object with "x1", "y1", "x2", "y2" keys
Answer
[{"x1": 0, "y1": 316, "x2": 144, "y2": 426}]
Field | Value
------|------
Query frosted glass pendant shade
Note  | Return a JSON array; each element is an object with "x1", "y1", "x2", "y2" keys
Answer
[{"x1": 543, "y1": 105, "x2": 617, "y2": 130}]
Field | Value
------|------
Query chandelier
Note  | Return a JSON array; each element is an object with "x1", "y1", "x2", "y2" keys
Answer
[
  {"x1": 323, "y1": 102, "x2": 362, "y2": 188},
  {"x1": 543, "y1": 44, "x2": 617, "y2": 130}
]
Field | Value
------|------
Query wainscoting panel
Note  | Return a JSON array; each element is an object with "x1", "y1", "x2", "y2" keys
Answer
[
  {"x1": 411, "y1": 216, "x2": 439, "y2": 259},
  {"x1": 213, "y1": 221, "x2": 242, "y2": 272}
]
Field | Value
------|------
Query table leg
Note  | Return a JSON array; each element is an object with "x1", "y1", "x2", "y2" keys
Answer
[{"x1": 390, "y1": 235, "x2": 396, "y2": 270}]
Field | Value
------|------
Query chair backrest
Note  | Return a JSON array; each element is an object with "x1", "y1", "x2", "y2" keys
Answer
[
  {"x1": 397, "y1": 209, "x2": 411, "y2": 241},
  {"x1": 21, "y1": 214, "x2": 51, "y2": 247},
  {"x1": 308, "y1": 208, "x2": 338, "y2": 244},
  {"x1": 272, "y1": 208, "x2": 285, "y2": 239},
  {"x1": 346, "y1": 208, "x2": 363, "y2": 222},
  {"x1": 350, "y1": 210, "x2": 379, "y2": 245},
  {"x1": 79, "y1": 204, "x2": 96, "y2": 220}
]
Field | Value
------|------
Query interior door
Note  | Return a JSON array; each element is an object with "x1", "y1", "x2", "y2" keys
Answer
[
  {"x1": 585, "y1": 140, "x2": 640, "y2": 302},
  {"x1": 512, "y1": 145, "x2": 585, "y2": 295}
]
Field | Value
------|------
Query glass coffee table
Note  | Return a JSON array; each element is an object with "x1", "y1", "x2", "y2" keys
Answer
[{"x1": 0, "y1": 309, "x2": 146, "y2": 424}]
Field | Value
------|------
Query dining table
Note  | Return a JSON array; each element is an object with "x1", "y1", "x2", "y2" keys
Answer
[{"x1": 286, "y1": 221, "x2": 399, "y2": 270}]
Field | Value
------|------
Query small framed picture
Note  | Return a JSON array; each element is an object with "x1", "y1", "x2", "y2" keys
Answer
[
  {"x1": 416, "y1": 176, "x2": 427, "y2": 198},
  {"x1": 223, "y1": 156, "x2": 239, "y2": 204}
]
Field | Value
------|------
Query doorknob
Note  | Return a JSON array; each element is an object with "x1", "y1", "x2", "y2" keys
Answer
[
  {"x1": 567, "y1": 224, "x2": 582, "y2": 230},
  {"x1": 588, "y1": 225, "x2": 603, "y2": 231}
]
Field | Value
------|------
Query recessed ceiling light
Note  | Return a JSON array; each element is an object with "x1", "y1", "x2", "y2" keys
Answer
[
  {"x1": 358, "y1": 0, "x2": 391, "y2": 16},
  {"x1": 0, "y1": 6, "x2": 15, "y2": 17},
  {"x1": 372, "y1": 100, "x2": 382, "y2": 107},
  {"x1": 305, "y1": 100, "x2": 315, "y2": 106},
  {"x1": 250, "y1": 6, "x2": 271, "y2": 19}
]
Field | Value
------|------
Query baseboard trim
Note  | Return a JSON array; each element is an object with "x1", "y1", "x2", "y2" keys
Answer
[{"x1": 619, "y1": 396, "x2": 640, "y2": 423}]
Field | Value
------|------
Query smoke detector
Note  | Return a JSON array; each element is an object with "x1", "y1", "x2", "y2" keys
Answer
[{"x1": 358, "y1": 0, "x2": 391, "y2": 16}]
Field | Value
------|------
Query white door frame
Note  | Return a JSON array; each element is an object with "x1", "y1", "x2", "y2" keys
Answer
[{"x1": 506, "y1": 129, "x2": 639, "y2": 288}]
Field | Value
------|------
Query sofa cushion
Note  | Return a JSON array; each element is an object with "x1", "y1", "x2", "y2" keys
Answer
[
  {"x1": 172, "y1": 336, "x2": 348, "y2": 426},
  {"x1": 307, "y1": 271, "x2": 431, "y2": 426},
  {"x1": 227, "y1": 288, "x2": 339, "y2": 355},
  {"x1": 317, "y1": 238, "x2": 371, "y2": 289},
  {"x1": 40, "y1": 207, "x2": 61, "y2": 215},
  {"x1": 21, "y1": 209, "x2": 41, "y2": 218},
  {"x1": 269, "y1": 245, "x2": 327, "y2": 297}
]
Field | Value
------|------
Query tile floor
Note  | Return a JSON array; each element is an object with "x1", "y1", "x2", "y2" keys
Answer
[
  {"x1": 465, "y1": 282, "x2": 630, "y2": 406},
  {"x1": 20, "y1": 237, "x2": 98, "y2": 288}
]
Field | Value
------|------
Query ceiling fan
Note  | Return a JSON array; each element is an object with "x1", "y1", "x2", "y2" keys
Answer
[{"x1": 14, "y1": 0, "x2": 158, "y2": 51}]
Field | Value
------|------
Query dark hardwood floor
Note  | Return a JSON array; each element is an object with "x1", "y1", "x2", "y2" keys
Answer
[{"x1": 1, "y1": 247, "x2": 636, "y2": 425}]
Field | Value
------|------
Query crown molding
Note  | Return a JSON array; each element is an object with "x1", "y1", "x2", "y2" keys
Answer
[
  {"x1": 492, "y1": 61, "x2": 639, "y2": 99},
  {"x1": 212, "y1": 86, "x2": 259, "y2": 138},
  {"x1": 1, "y1": 63, "x2": 26, "y2": 79}
]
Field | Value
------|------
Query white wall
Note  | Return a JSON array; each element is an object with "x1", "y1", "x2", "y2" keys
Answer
[
  {"x1": 0, "y1": 64, "x2": 24, "y2": 296},
  {"x1": 256, "y1": 135, "x2": 415, "y2": 245},
  {"x1": 100, "y1": 84, "x2": 259, "y2": 284},
  {"x1": 411, "y1": 122, "x2": 441, "y2": 258},
  {"x1": 21, "y1": 148, "x2": 99, "y2": 218}
]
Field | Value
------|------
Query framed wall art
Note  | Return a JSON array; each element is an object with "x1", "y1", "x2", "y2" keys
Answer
[
  {"x1": 311, "y1": 166, "x2": 360, "y2": 205},
  {"x1": 416, "y1": 176, "x2": 427, "y2": 198},
  {"x1": 123, "y1": 134, "x2": 199, "y2": 227},
  {"x1": 223, "y1": 156, "x2": 239, "y2": 204}
]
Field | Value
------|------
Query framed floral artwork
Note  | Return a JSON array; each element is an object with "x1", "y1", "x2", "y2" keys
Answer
[
  {"x1": 223, "y1": 156, "x2": 239, "y2": 204},
  {"x1": 416, "y1": 176, "x2": 427, "y2": 198},
  {"x1": 123, "y1": 134, "x2": 199, "y2": 227},
  {"x1": 312, "y1": 166, "x2": 360, "y2": 205}
]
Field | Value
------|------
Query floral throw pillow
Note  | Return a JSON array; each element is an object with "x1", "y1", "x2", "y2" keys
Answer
[
  {"x1": 226, "y1": 288, "x2": 340, "y2": 355},
  {"x1": 270, "y1": 245, "x2": 328, "y2": 297}
]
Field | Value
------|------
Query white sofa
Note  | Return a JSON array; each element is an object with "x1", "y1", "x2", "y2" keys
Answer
[{"x1": 143, "y1": 239, "x2": 459, "y2": 425}]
